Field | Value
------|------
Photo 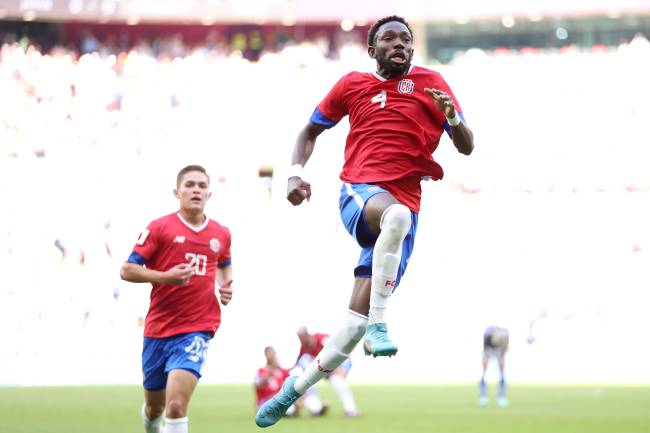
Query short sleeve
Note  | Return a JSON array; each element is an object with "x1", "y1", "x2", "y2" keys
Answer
[
  {"x1": 218, "y1": 227, "x2": 232, "y2": 268},
  {"x1": 310, "y1": 74, "x2": 349, "y2": 128},
  {"x1": 131, "y1": 221, "x2": 160, "y2": 263}
]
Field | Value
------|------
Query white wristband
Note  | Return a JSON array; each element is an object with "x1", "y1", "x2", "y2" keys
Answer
[
  {"x1": 288, "y1": 163, "x2": 303, "y2": 178},
  {"x1": 446, "y1": 112, "x2": 461, "y2": 127}
]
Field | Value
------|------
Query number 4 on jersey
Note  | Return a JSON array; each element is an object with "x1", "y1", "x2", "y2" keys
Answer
[{"x1": 371, "y1": 90, "x2": 387, "y2": 108}]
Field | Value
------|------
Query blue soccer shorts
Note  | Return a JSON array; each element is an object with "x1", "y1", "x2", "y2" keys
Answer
[
  {"x1": 338, "y1": 183, "x2": 419, "y2": 290},
  {"x1": 142, "y1": 332, "x2": 211, "y2": 391}
]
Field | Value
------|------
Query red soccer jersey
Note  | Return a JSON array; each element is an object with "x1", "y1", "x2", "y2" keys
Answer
[
  {"x1": 298, "y1": 333, "x2": 329, "y2": 358},
  {"x1": 131, "y1": 212, "x2": 232, "y2": 338},
  {"x1": 312, "y1": 65, "x2": 464, "y2": 212},
  {"x1": 255, "y1": 366, "x2": 290, "y2": 406}
]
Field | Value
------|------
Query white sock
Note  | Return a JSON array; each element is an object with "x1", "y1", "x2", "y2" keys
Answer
[
  {"x1": 303, "y1": 387, "x2": 324, "y2": 415},
  {"x1": 369, "y1": 204, "x2": 411, "y2": 325},
  {"x1": 294, "y1": 310, "x2": 368, "y2": 394},
  {"x1": 285, "y1": 404, "x2": 297, "y2": 416},
  {"x1": 328, "y1": 375, "x2": 358, "y2": 415},
  {"x1": 163, "y1": 417, "x2": 188, "y2": 433},
  {"x1": 141, "y1": 403, "x2": 164, "y2": 433}
]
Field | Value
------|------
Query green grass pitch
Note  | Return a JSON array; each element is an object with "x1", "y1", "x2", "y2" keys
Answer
[{"x1": 1, "y1": 384, "x2": 649, "y2": 433}]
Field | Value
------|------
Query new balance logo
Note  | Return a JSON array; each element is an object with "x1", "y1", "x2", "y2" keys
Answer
[
  {"x1": 174, "y1": 236, "x2": 186, "y2": 243},
  {"x1": 317, "y1": 359, "x2": 332, "y2": 373}
]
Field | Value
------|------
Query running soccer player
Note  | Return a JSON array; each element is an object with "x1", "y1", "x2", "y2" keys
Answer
[
  {"x1": 120, "y1": 165, "x2": 233, "y2": 433},
  {"x1": 479, "y1": 326, "x2": 509, "y2": 407},
  {"x1": 256, "y1": 15, "x2": 474, "y2": 427}
]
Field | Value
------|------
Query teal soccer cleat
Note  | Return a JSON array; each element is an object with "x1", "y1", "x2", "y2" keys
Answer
[
  {"x1": 363, "y1": 323, "x2": 398, "y2": 357},
  {"x1": 255, "y1": 376, "x2": 301, "y2": 428}
]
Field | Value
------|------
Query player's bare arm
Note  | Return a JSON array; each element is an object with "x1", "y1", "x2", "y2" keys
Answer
[
  {"x1": 120, "y1": 262, "x2": 193, "y2": 285},
  {"x1": 216, "y1": 264, "x2": 233, "y2": 305},
  {"x1": 424, "y1": 87, "x2": 474, "y2": 155},
  {"x1": 287, "y1": 122, "x2": 327, "y2": 206}
]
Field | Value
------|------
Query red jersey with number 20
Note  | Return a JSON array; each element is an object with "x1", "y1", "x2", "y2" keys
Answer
[
  {"x1": 131, "y1": 212, "x2": 232, "y2": 338},
  {"x1": 311, "y1": 65, "x2": 464, "y2": 212}
]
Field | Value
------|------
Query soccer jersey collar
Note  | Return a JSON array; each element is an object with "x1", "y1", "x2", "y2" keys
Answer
[
  {"x1": 176, "y1": 212, "x2": 209, "y2": 232},
  {"x1": 372, "y1": 64, "x2": 414, "y2": 81}
]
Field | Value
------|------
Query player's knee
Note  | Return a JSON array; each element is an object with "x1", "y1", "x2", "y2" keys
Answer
[
  {"x1": 380, "y1": 204, "x2": 411, "y2": 242},
  {"x1": 145, "y1": 403, "x2": 164, "y2": 420},
  {"x1": 165, "y1": 398, "x2": 187, "y2": 419}
]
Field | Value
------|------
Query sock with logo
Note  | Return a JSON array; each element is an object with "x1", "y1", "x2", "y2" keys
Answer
[
  {"x1": 294, "y1": 310, "x2": 368, "y2": 394},
  {"x1": 369, "y1": 204, "x2": 411, "y2": 325}
]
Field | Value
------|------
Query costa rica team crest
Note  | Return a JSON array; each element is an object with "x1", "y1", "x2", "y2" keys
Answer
[
  {"x1": 209, "y1": 238, "x2": 220, "y2": 253},
  {"x1": 397, "y1": 78, "x2": 415, "y2": 94}
]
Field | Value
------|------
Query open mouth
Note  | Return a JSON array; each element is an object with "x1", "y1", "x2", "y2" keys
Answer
[
  {"x1": 390, "y1": 52, "x2": 407, "y2": 64},
  {"x1": 191, "y1": 197, "x2": 202, "y2": 203}
]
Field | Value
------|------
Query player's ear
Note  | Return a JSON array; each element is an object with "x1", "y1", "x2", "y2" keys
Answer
[
  {"x1": 368, "y1": 45, "x2": 376, "y2": 59},
  {"x1": 173, "y1": 188, "x2": 180, "y2": 198},
  {"x1": 207, "y1": 191, "x2": 212, "y2": 200}
]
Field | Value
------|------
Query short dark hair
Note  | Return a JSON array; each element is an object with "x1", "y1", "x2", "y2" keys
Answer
[
  {"x1": 176, "y1": 164, "x2": 209, "y2": 187},
  {"x1": 367, "y1": 15, "x2": 413, "y2": 47}
]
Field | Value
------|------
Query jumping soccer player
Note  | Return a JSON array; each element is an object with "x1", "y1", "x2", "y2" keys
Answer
[{"x1": 256, "y1": 15, "x2": 473, "y2": 427}]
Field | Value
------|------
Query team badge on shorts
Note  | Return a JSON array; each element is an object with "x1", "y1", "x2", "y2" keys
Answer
[
  {"x1": 209, "y1": 238, "x2": 220, "y2": 253},
  {"x1": 397, "y1": 79, "x2": 414, "y2": 94}
]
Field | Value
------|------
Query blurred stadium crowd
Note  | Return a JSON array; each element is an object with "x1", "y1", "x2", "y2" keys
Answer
[{"x1": 1, "y1": 20, "x2": 649, "y2": 386}]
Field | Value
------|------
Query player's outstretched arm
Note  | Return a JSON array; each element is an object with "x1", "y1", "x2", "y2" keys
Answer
[
  {"x1": 120, "y1": 262, "x2": 193, "y2": 285},
  {"x1": 216, "y1": 265, "x2": 233, "y2": 305},
  {"x1": 287, "y1": 122, "x2": 326, "y2": 206},
  {"x1": 424, "y1": 87, "x2": 474, "y2": 155}
]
